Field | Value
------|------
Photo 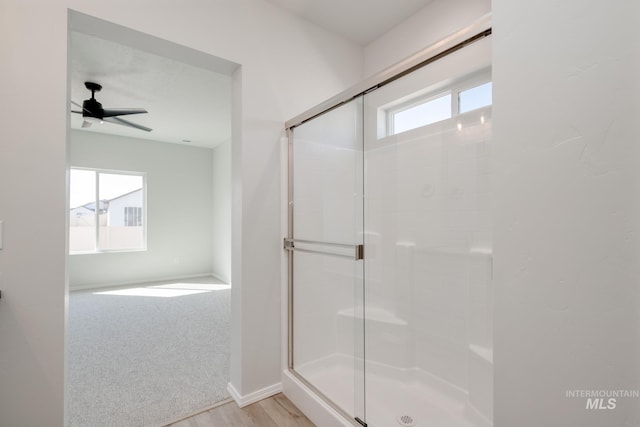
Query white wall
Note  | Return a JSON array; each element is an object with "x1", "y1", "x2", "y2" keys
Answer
[
  {"x1": 0, "y1": 1, "x2": 362, "y2": 426},
  {"x1": 493, "y1": 0, "x2": 640, "y2": 425},
  {"x1": 364, "y1": 0, "x2": 491, "y2": 77},
  {"x1": 69, "y1": 130, "x2": 214, "y2": 289},
  {"x1": 212, "y1": 140, "x2": 231, "y2": 283}
]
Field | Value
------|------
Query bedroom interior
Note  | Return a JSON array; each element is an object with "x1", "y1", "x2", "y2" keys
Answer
[{"x1": 67, "y1": 27, "x2": 233, "y2": 426}]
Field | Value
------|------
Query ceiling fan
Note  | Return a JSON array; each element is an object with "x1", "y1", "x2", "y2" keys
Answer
[{"x1": 71, "y1": 81, "x2": 152, "y2": 132}]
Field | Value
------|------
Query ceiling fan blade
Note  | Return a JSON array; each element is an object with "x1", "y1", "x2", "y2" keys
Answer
[
  {"x1": 102, "y1": 108, "x2": 148, "y2": 118},
  {"x1": 81, "y1": 120, "x2": 92, "y2": 128},
  {"x1": 104, "y1": 116, "x2": 152, "y2": 132},
  {"x1": 71, "y1": 110, "x2": 83, "y2": 114}
]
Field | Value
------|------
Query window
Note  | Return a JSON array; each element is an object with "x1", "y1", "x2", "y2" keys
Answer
[
  {"x1": 391, "y1": 93, "x2": 452, "y2": 134},
  {"x1": 459, "y1": 81, "x2": 492, "y2": 114},
  {"x1": 69, "y1": 168, "x2": 146, "y2": 253},
  {"x1": 385, "y1": 74, "x2": 492, "y2": 137},
  {"x1": 124, "y1": 207, "x2": 143, "y2": 227}
]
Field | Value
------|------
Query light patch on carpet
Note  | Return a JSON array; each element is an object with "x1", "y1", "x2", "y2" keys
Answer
[
  {"x1": 95, "y1": 287, "x2": 211, "y2": 297},
  {"x1": 152, "y1": 283, "x2": 232, "y2": 291}
]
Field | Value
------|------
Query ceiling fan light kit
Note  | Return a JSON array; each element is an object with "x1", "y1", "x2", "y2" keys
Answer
[{"x1": 71, "y1": 81, "x2": 152, "y2": 132}]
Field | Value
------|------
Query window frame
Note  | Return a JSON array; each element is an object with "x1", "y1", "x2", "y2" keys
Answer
[{"x1": 69, "y1": 167, "x2": 147, "y2": 255}]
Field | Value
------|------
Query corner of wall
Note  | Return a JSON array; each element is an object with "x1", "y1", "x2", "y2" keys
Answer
[
  {"x1": 363, "y1": 0, "x2": 491, "y2": 77},
  {"x1": 227, "y1": 381, "x2": 282, "y2": 408}
]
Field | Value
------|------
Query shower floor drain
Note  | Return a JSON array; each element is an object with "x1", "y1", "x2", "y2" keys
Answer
[{"x1": 397, "y1": 414, "x2": 416, "y2": 427}]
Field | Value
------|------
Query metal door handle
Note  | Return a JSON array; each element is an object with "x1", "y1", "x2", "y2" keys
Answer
[{"x1": 283, "y1": 238, "x2": 364, "y2": 260}]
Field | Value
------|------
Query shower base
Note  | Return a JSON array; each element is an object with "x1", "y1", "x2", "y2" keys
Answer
[{"x1": 293, "y1": 354, "x2": 491, "y2": 427}]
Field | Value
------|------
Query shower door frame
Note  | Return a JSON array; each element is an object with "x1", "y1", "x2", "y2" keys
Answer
[{"x1": 285, "y1": 14, "x2": 492, "y2": 427}]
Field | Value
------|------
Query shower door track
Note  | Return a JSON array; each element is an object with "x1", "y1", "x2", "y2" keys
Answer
[
  {"x1": 285, "y1": 14, "x2": 492, "y2": 131},
  {"x1": 285, "y1": 14, "x2": 492, "y2": 427}
]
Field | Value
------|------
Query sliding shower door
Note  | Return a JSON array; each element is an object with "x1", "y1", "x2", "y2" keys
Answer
[
  {"x1": 287, "y1": 95, "x2": 366, "y2": 423},
  {"x1": 363, "y1": 35, "x2": 493, "y2": 426},
  {"x1": 287, "y1": 23, "x2": 493, "y2": 427}
]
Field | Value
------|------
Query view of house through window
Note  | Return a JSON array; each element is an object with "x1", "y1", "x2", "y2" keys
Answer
[{"x1": 69, "y1": 168, "x2": 145, "y2": 253}]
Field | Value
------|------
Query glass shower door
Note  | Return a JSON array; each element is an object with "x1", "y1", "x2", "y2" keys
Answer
[
  {"x1": 287, "y1": 95, "x2": 366, "y2": 424},
  {"x1": 363, "y1": 35, "x2": 493, "y2": 427}
]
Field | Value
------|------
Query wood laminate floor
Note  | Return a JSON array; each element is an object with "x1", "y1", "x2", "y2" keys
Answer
[{"x1": 166, "y1": 393, "x2": 315, "y2": 427}]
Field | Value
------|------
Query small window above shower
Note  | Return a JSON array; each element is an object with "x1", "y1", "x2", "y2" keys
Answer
[
  {"x1": 380, "y1": 70, "x2": 492, "y2": 138},
  {"x1": 390, "y1": 92, "x2": 453, "y2": 135},
  {"x1": 459, "y1": 81, "x2": 493, "y2": 114}
]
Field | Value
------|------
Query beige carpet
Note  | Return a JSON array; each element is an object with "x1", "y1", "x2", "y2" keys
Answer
[{"x1": 67, "y1": 277, "x2": 230, "y2": 427}]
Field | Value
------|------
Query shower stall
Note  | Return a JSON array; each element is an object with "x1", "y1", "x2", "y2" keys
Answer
[{"x1": 284, "y1": 18, "x2": 493, "y2": 427}]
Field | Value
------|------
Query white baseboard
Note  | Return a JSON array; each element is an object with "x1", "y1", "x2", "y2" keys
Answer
[{"x1": 227, "y1": 382, "x2": 283, "y2": 408}]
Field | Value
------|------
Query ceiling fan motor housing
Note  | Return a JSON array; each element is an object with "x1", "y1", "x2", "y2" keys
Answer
[{"x1": 82, "y1": 98, "x2": 104, "y2": 119}]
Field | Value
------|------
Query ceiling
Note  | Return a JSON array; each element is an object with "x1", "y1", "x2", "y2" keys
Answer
[
  {"x1": 265, "y1": 0, "x2": 434, "y2": 44},
  {"x1": 70, "y1": 1, "x2": 434, "y2": 147},
  {"x1": 70, "y1": 32, "x2": 232, "y2": 149}
]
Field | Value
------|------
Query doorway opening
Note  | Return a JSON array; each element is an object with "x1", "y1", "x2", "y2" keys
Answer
[{"x1": 66, "y1": 10, "x2": 238, "y2": 426}]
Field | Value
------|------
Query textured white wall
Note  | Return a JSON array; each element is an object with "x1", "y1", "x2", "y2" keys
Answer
[
  {"x1": 69, "y1": 131, "x2": 214, "y2": 289},
  {"x1": 212, "y1": 140, "x2": 231, "y2": 283},
  {"x1": 0, "y1": 1, "x2": 363, "y2": 426},
  {"x1": 364, "y1": 0, "x2": 491, "y2": 77},
  {"x1": 493, "y1": 0, "x2": 640, "y2": 425}
]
